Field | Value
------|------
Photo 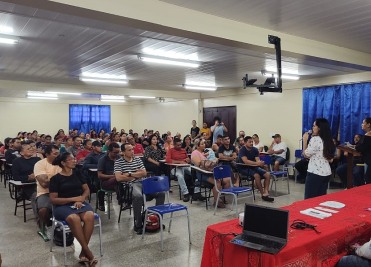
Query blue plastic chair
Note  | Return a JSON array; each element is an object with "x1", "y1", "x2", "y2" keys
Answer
[
  {"x1": 260, "y1": 155, "x2": 290, "y2": 196},
  {"x1": 50, "y1": 212, "x2": 103, "y2": 266},
  {"x1": 213, "y1": 165, "x2": 254, "y2": 217},
  {"x1": 141, "y1": 176, "x2": 191, "y2": 251}
]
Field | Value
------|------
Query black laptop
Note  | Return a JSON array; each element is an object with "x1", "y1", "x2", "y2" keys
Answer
[{"x1": 230, "y1": 203, "x2": 289, "y2": 254}]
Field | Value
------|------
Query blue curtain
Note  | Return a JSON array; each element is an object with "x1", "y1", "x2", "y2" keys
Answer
[
  {"x1": 69, "y1": 105, "x2": 111, "y2": 134},
  {"x1": 302, "y1": 86, "x2": 341, "y2": 137},
  {"x1": 339, "y1": 83, "x2": 371, "y2": 143}
]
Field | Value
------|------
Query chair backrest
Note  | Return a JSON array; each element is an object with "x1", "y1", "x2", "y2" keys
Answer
[
  {"x1": 260, "y1": 155, "x2": 272, "y2": 165},
  {"x1": 142, "y1": 176, "x2": 169, "y2": 195},
  {"x1": 285, "y1": 147, "x2": 290, "y2": 162},
  {"x1": 294, "y1": 149, "x2": 302, "y2": 159},
  {"x1": 264, "y1": 145, "x2": 268, "y2": 152},
  {"x1": 213, "y1": 165, "x2": 232, "y2": 180}
]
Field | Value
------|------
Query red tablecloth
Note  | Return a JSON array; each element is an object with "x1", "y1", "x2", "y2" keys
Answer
[{"x1": 201, "y1": 185, "x2": 371, "y2": 267}]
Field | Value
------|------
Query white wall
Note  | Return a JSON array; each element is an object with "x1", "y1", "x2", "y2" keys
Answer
[
  {"x1": 0, "y1": 99, "x2": 130, "y2": 139},
  {"x1": 129, "y1": 99, "x2": 199, "y2": 136}
]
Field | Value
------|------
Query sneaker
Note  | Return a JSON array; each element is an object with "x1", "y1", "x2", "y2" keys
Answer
[
  {"x1": 98, "y1": 205, "x2": 105, "y2": 211},
  {"x1": 134, "y1": 225, "x2": 144, "y2": 235},
  {"x1": 262, "y1": 195, "x2": 274, "y2": 202},
  {"x1": 183, "y1": 194, "x2": 190, "y2": 202}
]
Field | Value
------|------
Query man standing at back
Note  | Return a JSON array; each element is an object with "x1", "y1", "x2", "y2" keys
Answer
[{"x1": 210, "y1": 116, "x2": 228, "y2": 144}]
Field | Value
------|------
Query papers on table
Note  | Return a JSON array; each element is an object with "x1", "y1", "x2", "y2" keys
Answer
[
  {"x1": 300, "y1": 201, "x2": 345, "y2": 219},
  {"x1": 300, "y1": 208, "x2": 332, "y2": 219},
  {"x1": 319, "y1": 201, "x2": 345, "y2": 209}
]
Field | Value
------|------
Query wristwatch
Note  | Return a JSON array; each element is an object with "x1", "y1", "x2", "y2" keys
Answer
[{"x1": 128, "y1": 172, "x2": 132, "y2": 177}]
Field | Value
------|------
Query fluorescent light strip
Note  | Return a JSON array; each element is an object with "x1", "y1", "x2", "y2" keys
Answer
[
  {"x1": 80, "y1": 77, "x2": 128, "y2": 84},
  {"x1": 0, "y1": 26, "x2": 13, "y2": 34},
  {"x1": 101, "y1": 95, "x2": 125, "y2": 100},
  {"x1": 100, "y1": 100, "x2": 125, "y2": 103},
  {"x1": 27, "y1": 96, "x2": 58, "y2": 100},
  {"x1": 28, "y1": 91, "x2": 58, "y2": 97},
  {"x1": 139, "y1": 56, "x2": 199, "y2": 68},
  {"x1": 81, "y1": 72, "x2": 127, "y2": 80},
  {"x1": 129, "y1": 95, "x2": 156, "y2": 99},
  {"x1": 47, "y1": 91, "x2": 82, "y2": 95},
  {"x1": 184, "y1": 85, "x2": 217, "y2": 91},
  {"x1": 0, "y1": 37, "x2": 18, "y2": 44}
]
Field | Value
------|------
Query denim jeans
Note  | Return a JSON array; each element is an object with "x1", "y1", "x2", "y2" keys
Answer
[
  {"x1": 171, "y1": 166, "x2": 200, "y2": 195},
  {"x1": 336, "y1": 255, "x2": 371, "y2": 267},
  {"x1": 304, "y1": 172, "x2": 331, "y2": 199}
]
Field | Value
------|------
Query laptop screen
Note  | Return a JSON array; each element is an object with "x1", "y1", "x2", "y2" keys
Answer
[{"x1": 243, "y1": 204, "x2": 289, "y2": 239}]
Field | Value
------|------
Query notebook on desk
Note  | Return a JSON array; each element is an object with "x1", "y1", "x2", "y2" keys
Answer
[{"x1": 230, "y1": 203, "x2": 289, "y2": 254}]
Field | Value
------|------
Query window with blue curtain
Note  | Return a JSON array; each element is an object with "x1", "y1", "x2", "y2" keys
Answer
[
  {"x1": 303, "y1": 82, "x2": 371, "y2": 143},
  {"x1": 69, "y1": 104, "x2": 111, "y2": 134},
  {"x1": 302, "y1": 85, "x2": 341, "y2": 137}
]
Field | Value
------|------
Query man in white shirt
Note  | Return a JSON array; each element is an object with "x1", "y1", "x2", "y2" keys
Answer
[{"x1": 268, "y1": 134, "x2": 287, "y2": 171}]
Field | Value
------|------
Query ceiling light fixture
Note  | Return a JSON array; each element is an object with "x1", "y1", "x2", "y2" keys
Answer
[
  {"x1": 27, "y1": 96, "x2": 58, "y2": 100},
  {"x1": 101, "y1": 95, "x2": 125, "y2": 100},
  {"x1": 128, "y1": 95, "x2": 156, "y2": 99},
  {"x1": 0, "y1": 34, "x2": 19, "y2": 45},
  {"x1": 100, "y1": 99, "x2": 126, "y2": 103},
  {"x1": 27, "y1": 91, "x2": 58, "y2": 98},
  {"x1": 183, "y1": 84, "x2": 217, "y2": 91},
  {"x1": 47, "y1": 91, "x2": 82, "y2": 95},
  {"x1": 261, "y1": 70, "x2": 299, "y2": 80},
  {"x1": 0, "y1": 26, "x2": 14, "y2": 34},
  {"x1": 138, "y1": 55, "x2": 200, "y2": 68},
  {"x1": 80, "y1": 77, "x2": 128, "y2": 85}
]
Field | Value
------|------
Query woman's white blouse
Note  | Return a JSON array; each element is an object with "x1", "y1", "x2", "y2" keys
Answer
[{"x1": 305, "y1": 136, "x2": 332, "y2": 176}]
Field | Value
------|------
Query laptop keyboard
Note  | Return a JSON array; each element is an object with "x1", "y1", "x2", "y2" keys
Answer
[{"x1": 240, "y1": 234, "x2": 283, "y2": 249}]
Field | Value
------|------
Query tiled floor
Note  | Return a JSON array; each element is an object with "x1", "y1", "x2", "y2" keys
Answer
[{"x1": 0, "y1": 178, "x2": 342, "y2": 267}]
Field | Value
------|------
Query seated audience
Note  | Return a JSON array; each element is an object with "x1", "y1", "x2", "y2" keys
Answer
[
  {"x1": 212, "y1": 135, "x2": 223, "y2": 154},
  {"x1": 182, "y1": 135, "x2": 194, "y2": 154},
  {"x1": 166, "y1": 137, "x2": 204, "y2": 202},
  {"x1": 336, "y1": 134, "x2": 365, "y2": 187},
  {"x1": 128, "y1": 135, "x2": 144, "y2": 155},
  {"x1": 218, "y1": 135, "x2": 239, "y2": 185},
  {"x1": 200, "y1": 122, "x2": 211, "y2": 140},
  {"x1": 60, "y1": 137, "x2": 73, "y2": 153},
  {"x1": 163, "y1": 135, "x2": 174, "y2": 153},
  {"x1": 50, "y1": 152, "x2": 97, "y2": 266},
  {"x1": 268, "y1": 134, "x2": 287, "y2": 171},
  {"x1": 12, "y1": 142, "x2": 41, "y2": 199},
  {"x1": 238, "y1": 136, "x2": 274, "y2": 202},
  {"x1": 191, "y1": 139, "x2": 230, "y2": 207},
  {"x1": 336, "y1": 239, "x2": 371, "y2": 267},
  {"x1": 252, "y1": 134, "x2": 264, "y2": 153},
  {"x1": 143, "y1": 134, "x2": 166, "y2": 176},
  {"x1": 5, "y1": 137, "x2": 21, "y2": 164},
  {"x1": 97, "y1": 143, "x2": 120, "y2": 210},
  {"x1": 28, "y1": 140, "x2": 44, "y2": 159},
  {"x1": 34, "y1": 145, "x2": 61, "y2": 228},
  {"x1": 114, "y1": 143, "x2": 165, "y2": 234},
  {"x1": 76, "y1": 139, "x2": 92, "y2": 163},
  {"x1": 68, "y1": 136, "x2": 83, "y2": 157}
]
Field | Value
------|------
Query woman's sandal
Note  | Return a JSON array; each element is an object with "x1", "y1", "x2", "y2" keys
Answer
[{"x1": 89, "y1": 258, "x2": 98, "y2": 267}]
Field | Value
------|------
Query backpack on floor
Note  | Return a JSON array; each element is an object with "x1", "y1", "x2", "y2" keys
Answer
[{"x1": 53, "y1": 224, "x2": 74, "y2": 246}]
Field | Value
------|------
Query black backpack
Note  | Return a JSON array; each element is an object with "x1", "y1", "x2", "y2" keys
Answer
[{"x1": 53, "y1": 224, "x2": 74, "y2": 246}]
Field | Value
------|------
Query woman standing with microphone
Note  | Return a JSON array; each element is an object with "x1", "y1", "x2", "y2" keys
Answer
[{"x1": 303, "y1": 118, "x2": 335, "y2": 199}]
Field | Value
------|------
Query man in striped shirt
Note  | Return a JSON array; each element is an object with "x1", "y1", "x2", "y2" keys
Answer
[{"x1": 114, "y1": 143, "x2": 165, "y2": 234}]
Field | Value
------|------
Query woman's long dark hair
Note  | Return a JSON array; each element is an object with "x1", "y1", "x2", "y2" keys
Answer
[{"x1": 315, "y1": 118, "x2": 335, "y2": 160}]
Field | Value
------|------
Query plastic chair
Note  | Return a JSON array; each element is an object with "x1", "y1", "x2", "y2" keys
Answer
[
  {"x1": 141, "y1": 176, "x2": 191, "y2": 251},
  {"x1": 95, "y1": 183, "x2": 115, "y2": 220},
  {"x1": 213, "y1": 165, "x2": 254, "y2": 217},
  {"x1": 260, "y1": 155, "x2": 290, "y2": 196},
  {"x1": 50, "y1": 212, "x2": 103, "y2": 266}
]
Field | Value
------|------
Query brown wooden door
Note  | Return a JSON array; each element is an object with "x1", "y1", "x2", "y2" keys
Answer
[{"x1": 203, "y1": 106, "x2": 236, "y2": 142}]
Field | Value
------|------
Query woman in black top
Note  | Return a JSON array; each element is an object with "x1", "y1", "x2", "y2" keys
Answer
[
  {"x1": 182, "y1": 135, "x2": 194, "y2": 154},
  {"x1": 356, "y1": 117, "x2": 371, "y2": 183},
  {"x1": 49, "y1": 152, "x2": 97, "y2": 266},
  {"x1": 143, "y1": 134, "x2": 165, "y2": 175}
]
